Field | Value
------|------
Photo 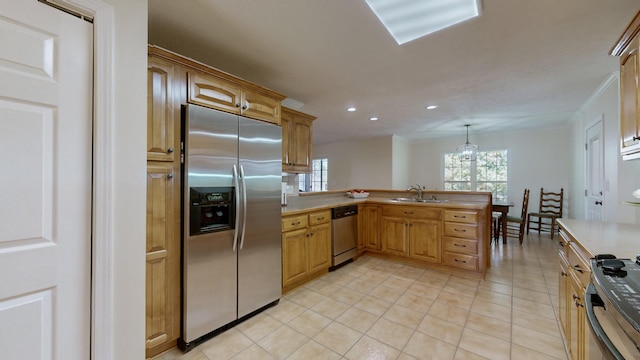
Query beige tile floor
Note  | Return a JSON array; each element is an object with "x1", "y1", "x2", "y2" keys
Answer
[{"x1": 154, "y1": 233, "x2": 568, "y2": 360}]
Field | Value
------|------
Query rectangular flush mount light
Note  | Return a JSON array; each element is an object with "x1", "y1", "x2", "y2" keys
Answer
[{"x1": 365, "y1": 0, "x2": 482, "y2": 45}]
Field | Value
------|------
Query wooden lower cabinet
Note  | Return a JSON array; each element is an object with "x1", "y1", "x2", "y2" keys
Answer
[
  {"x1": 282, "y1": 210, "x2": 331, "y2": 292},
  {"x1": 409, "y1": 219, "x2": 441, "y2": 263},
  {"x1": 380, "y1": 205, "x2": 442, "y2": 262},
  {"x1": 359, "y1": 204, "x2": 380, "y2": 251},
  {"x1": 145, "y1": 163, "x2": 180, "y2": 357},
  {"x1": 558, "y1": 225, "x2": 592, "y2": 360},
  {"x1": 442, "y1": 210, "x2": 480, "y2": 271}
]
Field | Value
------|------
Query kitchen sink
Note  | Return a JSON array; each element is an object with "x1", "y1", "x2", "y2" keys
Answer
[{"x1": 389, "y1": 198, "x2": 447, "y2": 203}]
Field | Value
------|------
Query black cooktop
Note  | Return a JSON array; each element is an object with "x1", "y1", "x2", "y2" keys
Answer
[{"x1": 591, "y1": 255, "x2": 640, "y2": 334}]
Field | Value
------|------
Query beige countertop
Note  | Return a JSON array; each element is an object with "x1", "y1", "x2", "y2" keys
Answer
[
  {"x1": 282, "y1": 194, "x2": 489, "y2": 216},
  {"x1": 558, "y1": 218, "x2": 640, "y2": 259}
]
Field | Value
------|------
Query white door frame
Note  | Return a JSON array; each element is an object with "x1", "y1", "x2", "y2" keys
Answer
[
  {"x1": 585, "y1": 114, "x2": 605, "y2": 221},
  {"x1": 47, "y1": 1, "x2": 115, "y2": 359}
]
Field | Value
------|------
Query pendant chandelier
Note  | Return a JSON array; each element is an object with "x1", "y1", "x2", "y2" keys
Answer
[{"x1": 457, "y1": 124, "x2": 478, "y2": 161}]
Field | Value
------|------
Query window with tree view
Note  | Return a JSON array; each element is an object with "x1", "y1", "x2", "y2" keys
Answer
[
  {"x1": 298, "y1": 158, "x2": 328, "y2": 192},
  {"x1": 444, "y1": 150, "x2": 507, "y2": 202}
]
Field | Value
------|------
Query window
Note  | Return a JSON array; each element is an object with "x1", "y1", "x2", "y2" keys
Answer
[
  {"x1": 444, "y1": 150, "x2": 507, "y2": 202},
  {"x1": 298, "y1": 158, "x2": 328, "y2": 192}
]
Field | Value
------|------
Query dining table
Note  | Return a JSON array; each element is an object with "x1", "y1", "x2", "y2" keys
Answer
[{"x1": 492, "y1": 201, "x2": 514, "y2": 244}]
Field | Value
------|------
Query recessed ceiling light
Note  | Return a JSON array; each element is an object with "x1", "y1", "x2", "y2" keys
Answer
[
  {"x1": 347, "y1": 107, "x2": 357, "y2": 112},
  {"x1": 370, "y1": 117, "x2": 379, "y2": 121},
  {"x1": 426, "y1": 105, "x2": 438, "y2": 110},
  {"x1": 365, "y1": 0, "x2": 482, "y2": 45}
]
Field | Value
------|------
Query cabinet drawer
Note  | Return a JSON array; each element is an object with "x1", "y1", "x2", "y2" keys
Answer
[
  {"x1": 282, "y1": 215, "x2": 308, "y2": 232},
  {"x1": 568, "y1": 243, "x2": 590, "y2": 288},
  {"x1": 443, "y1": 222, "x2": 478, "y2": 239},
  {"x1": 443, "y1": 210, "x2": 478, "y2": 223},
  {"x1": 309, "y1": 210, "x2": 330, "y2": 225},
  {"x1": 443, "y1": 237, "x2": 477, "y2": 255},
  {"x1": 443, "y1": 252, "x2": 478, "y2": 271},
  {"x1": 382, "y1": 206, "x2": 441, "y2": 220}
]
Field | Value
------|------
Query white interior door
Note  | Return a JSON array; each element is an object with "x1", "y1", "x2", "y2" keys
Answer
[
  {"x1": 585, "y1": 116, "x2": 604, "y2": 221},
  {"x1": 0, "y1": 1, "x2": 93, "y2": 359}
]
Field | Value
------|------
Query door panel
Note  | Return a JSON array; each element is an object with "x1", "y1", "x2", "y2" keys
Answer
[
  {"x1": 585, "y1": 117, "x2": 604, "y2": 221},
  {"x1": 0, "y1": 1, "x2": 92, "y2": 358}
]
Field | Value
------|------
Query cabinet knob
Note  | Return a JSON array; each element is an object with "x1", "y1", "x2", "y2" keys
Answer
[
  {"x1": 242, "y1": 104, "x2": 248, "y2": 110},
  {"x1": 167, "y1": 147, "x2": 174, "y2": 154},
  {"x1": 235, "y1": 103, "x2": 241, "y2": 108},
  {"x1": 167, "y1": 173, "x2": 174, "y2": 179}
]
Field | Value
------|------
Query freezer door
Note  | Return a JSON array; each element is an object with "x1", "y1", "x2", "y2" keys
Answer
[
  {"x1": 237, "y1": 116, "x2": 282, "y2": 317},
  {"x1": 182, "y1": 105, "x2": 239, "y2": 343}
]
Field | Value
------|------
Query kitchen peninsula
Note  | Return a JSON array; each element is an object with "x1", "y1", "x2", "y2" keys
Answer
[{"x1": 281, "y1": 190, "x2": 492, "y2": 293}]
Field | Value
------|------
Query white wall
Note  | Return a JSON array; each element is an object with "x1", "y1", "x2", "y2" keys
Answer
[
  {"x1": 571, "y1": 73, "x2": 640, "y2": 223},
  {"x1": 105, "y1": 0, "x2": 147, "y2": 358},
  {"x1": 314, "y1": 136, "x2": 393, "y2": 189},
  {"x1": 410, "y1": 127, "x2": 572, "y2": 218},
  {"x1": 392, "y1": 135, "x2": 411, "y2": 189}
]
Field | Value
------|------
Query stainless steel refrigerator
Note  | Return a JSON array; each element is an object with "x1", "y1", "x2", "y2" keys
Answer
[{"x1": 180, "y1": 104, "x2": 282, "y2": 350}]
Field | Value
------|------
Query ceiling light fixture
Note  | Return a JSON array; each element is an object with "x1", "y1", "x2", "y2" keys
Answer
[
  {"x1": 426, "y1": 105, "x2": 438, "y2": 110},
  {"x1": 347, "y1": 107, "x2": 357, "y2": 112},
  {"x1": 369, "y1": 117, "x2": 378, "y2": 121},
  {"x1": 365, "y1": 0, "x2": 482, "y2": 45},
  {"x1": 457, "y1": 124, "x2": 478, "y2": 161}
]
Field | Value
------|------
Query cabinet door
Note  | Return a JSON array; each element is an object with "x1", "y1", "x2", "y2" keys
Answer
[
  {"x1": 147, "y1": 58, "x2": 176, "y2": 162},
  {"x1": 282, "y1": 228, "x2": 309, "y2": 287},
  {"x1": 188, "y1": 72, "x2": 242, "y2": 115},
  {"x1": 381, "y1": 217, "x2": 409, "y2": 256},
  {"x1": 568, "y1": 272, "x2": 584, "y2": 360},
  {"x1": 281, "y1": 110, "x2": 292, "y2": 169},
  {"x1": 559, "y1": 252, "x2": 570, "y2": 341},
  {"x1": 241, "y1": 89, "x2": 281, "y2": 125},
  {"x1": 146, "y1": 163, "x2": 180, "y2": 351},
  {"x1": 620, "y1": 43, "x2": 640, "y2": 157},
  {"x1": 410, "y1": 219, "x2": 441, "y2": 263},
  {"x1": 291, "y1": 117, "x2": 312, "y2": 171},
  {"x1": 308, "y1": 222, "x2": 331, "y2": 273},
  {"x1": 360, "y1": 205, "x2": 380, "y2": 250}
]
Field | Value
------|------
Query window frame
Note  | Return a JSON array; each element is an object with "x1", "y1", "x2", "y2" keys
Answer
[{"x1": 443, "y1": 149, "x2": 508, "y2": 202}]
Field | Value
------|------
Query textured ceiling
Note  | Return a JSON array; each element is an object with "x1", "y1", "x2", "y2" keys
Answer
[{"x1": 149, "y1": 0, "x2": 639, "y2": 145}]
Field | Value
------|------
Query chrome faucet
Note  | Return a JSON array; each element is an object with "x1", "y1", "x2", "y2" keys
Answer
[{"x1": 407, "y1": 184, "x2": 423, "y2": 200}]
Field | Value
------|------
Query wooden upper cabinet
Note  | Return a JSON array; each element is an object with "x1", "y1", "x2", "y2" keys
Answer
[
  {"x1": 282, "y1": 107, "x2": 316, "y2": 173},
  {"x1": 147, "y1": 57, "x2": 176, "y2": 162},
  {"x1": 188, "y1": 72, "x2": 242, "y2": 115},
  {"x1": 187, "y1": 70, "x2": 283, "y2": 125},
  {"x1": 242, "y1": 89, "x2": 281, "y2": 124},
  {"x1": 612, "y1": 10, "x2": 640, "y2": 160}
]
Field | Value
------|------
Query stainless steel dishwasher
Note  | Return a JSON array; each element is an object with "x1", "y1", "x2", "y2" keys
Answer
[{"x1": 331, "y1": 205, "x2": 358, "y2": 269}]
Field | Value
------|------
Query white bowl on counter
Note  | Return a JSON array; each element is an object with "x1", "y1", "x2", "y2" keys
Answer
[{"x1": 347, "y1": 192, "x2": 369, "y2": 199}]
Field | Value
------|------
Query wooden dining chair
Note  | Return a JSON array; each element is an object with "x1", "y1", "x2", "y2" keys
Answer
[
  {"x1": 506, "y1": 189, "x2": 530, "y2": 244},
  {"x1": 527, "y1": 188, "x2": 564, "y2": 239}
]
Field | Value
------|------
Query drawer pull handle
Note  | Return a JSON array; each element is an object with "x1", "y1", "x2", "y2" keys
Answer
[
  {"x1": 454, "y1": 259, "x2": 467, "y2": 263},
  {"x1": 454, "y1": 229, "x2": 466, "y2": 232},
  {"x1": 454, "y1": 215, "x2": 466, "y2": 218},
  {"x1": 573, "y1": 265, "x2": 583, "y2": 273},
  {"x1": 561, "y1": 271, "x2": 567, "y2": 277},
  {"x1": 558, "y1": 241, "x2": 564, "y2": 247},
  {"x1": 454, "y1": 244, "x2": 467, "y2": 247},
  {"x1": 404, "y1": 211, "x2": 414, "y2": 215},
  {"x1": 291, "y1": 221, "x2": 301, "y2": 226},
  {"x1": 317, "y1": 217, "x2": 325, "y2": 220}
]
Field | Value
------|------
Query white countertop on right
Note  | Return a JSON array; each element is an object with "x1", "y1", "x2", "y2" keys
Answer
[{"x1": 558, "y1": 218, "x2": 640, "y2": 259}]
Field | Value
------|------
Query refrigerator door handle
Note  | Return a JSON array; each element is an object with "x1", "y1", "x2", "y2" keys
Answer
[
  {"x1": 232, "y1": 165, "x2": 241, "y2": 252},
  {"x1": 239, "y1": 164, "x2": 248, "y2": 250}
]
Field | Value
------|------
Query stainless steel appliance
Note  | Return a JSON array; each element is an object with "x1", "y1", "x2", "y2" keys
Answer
[
  {"x1": 330, "y1": 205, "x2": 358, "y2": 269},
  {"x1": 179, "y1": 104, "x2": 282, "y2": 350},
  {"x1": 586, "y1": 255, "x2": 640, "y2": 360}
]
